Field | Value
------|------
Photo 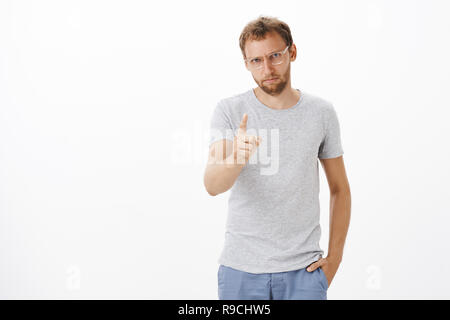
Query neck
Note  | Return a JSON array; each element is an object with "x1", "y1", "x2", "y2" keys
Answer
[{"x1": 254, "y1": 86, "x2": 300, "y2": 110}]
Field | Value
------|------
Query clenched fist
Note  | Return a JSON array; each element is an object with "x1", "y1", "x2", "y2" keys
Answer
[{"x1": 232, "y1": 113, "x2": 262, "y2": 165}]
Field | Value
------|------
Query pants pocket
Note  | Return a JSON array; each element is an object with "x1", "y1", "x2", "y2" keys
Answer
[
  {"x1": 218, "y1": 265, "x2": 225, "y2": 286},
  {"x1": 318, "y1": 267, "x2": 329, "y2": 290}
]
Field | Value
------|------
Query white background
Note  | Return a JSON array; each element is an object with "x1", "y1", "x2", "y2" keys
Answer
[{"x1": 1, "y1": 0, "x2": 449, "y2": 299}]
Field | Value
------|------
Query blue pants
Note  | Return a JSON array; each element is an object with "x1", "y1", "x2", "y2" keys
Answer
[{"x1": 217, "y1": 264, "x2": 328, "y2": 300}]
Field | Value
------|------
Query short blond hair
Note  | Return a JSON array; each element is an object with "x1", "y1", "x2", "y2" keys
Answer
[{"x1": 239, "y1": 15, "x2": 294, "y2": 59}]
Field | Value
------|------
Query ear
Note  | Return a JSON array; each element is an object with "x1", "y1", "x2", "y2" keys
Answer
[{"x1": 290, "y1": 44, "x2": 297, "y2": 62}]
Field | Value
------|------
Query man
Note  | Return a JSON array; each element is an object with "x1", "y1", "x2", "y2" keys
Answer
[{"x1": 203, "y1": 15, "x2": 351, "y2": 300}]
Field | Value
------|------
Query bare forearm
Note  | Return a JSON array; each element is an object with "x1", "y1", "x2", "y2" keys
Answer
[
  {"x1": 204, "y1": 155, "x2": 245, "y2": 196},
  {"x1": 327, "y1": 189, "x2": 351, "y2": 262}
]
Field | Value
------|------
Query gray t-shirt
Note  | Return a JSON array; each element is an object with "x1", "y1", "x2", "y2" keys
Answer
[{"x1": 209, "y1": 88, "x2": 344, "y2": 273}]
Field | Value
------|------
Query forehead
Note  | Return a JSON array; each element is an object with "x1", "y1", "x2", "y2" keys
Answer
[{"x1": 245, "y1": 32, "x2": 286, "y2": 57}]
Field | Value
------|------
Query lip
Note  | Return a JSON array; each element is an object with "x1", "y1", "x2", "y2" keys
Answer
[{"x1": 264, "y1": 78, "x2": 278, "y2": 83}]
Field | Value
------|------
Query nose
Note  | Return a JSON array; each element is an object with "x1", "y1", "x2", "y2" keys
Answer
[{"x1": 261, "y1": 57, "x2": 274, "y2": 74}]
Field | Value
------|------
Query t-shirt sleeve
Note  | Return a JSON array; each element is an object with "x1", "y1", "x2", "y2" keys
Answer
[
  {"x1": 208, "y1": 100, "x2": 235, "y2": 147},
  {"x1": 318, "y1": 105, "x2": 344, "y2": 159}
]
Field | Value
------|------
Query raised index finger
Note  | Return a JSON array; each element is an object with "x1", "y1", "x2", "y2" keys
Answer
[{"x1": 238, "y1": 113, "x2": 248, "y2": 135}]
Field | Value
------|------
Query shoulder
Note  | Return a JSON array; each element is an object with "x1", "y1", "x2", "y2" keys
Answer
[
  {"x1": 219, "y1": 89, "x2": 252, "y2": 109},
  {"x1": 301, "y1": 91, "x2": 335, "y2": 113},
  {"x1": 300, "y1": 91, "x2": 340, "y2": 133},
  {"x1": 215, "y1": 89, "x2": 252, "y2": 120}
]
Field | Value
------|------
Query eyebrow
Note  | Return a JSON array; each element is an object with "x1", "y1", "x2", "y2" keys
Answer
[{"x1": 249, "y1": 48, "x2": 284, "y2": 59}]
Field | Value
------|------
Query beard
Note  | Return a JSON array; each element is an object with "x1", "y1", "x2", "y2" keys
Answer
[{"x1": 254, "y1": 63, "x2": 291, "y2": 96}]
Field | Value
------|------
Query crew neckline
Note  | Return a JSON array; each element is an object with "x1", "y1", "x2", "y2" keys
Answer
[{"x1": 250, "y1": 87, "x2": 304, "y2": 112}]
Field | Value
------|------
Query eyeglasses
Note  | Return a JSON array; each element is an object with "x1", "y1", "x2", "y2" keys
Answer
[{"x1": 244, "y1": 46, "x2": 290, "y2": 70}]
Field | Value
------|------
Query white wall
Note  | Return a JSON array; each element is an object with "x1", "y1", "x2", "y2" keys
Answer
[{"x1": 0, "y1": 0, "x2": 449, "y2": 299}]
